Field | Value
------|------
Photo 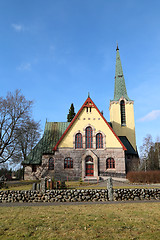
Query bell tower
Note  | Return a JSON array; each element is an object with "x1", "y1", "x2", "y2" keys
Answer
[{"x1": 110, "y1": 45, "x2": 137, "y2": 151}]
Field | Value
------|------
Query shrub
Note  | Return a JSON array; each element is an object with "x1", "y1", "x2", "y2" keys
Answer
[{"x1": 127, "y1": 171, "x2": 160, "y2": 183}]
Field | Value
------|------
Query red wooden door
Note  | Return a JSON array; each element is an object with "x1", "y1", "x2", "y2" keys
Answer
[{"x1": 85, "y1": 156, "x2": 94, "y2": 176}]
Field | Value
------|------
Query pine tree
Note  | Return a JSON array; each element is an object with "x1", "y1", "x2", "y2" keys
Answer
[{"x1": 67, "y1": 103, "x2": 76, "y2": 122}]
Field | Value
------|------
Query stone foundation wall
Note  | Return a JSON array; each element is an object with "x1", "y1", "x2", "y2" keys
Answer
[
  {"x1": 0, "y1": 188, "x2": 160, "y2": 203},
  {"x1": 98, "y1": 148, "x2": 125, "y2": 175},
  {"x1": 24, "y1": 148, "x2": 126, "y2": 181},
  {"x1": 53, "y1": 149, "x2": 84, "y2": 181},
  {"x1": 24, "y1": 166, "x2": 39, "y2": 180}
]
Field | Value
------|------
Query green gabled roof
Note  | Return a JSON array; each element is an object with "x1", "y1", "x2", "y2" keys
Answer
[
  {"x1": 43, "y1": 122, "x2": 70, "y2": 154},
  {"x1": 24, "y1": 122, "x2": 70, "y2": 165},
  {"x1": 112, "y1": 45, "x2": 131, "y2": 101},
  {"x1": 25, "y1": 138, "x2": 44, "y2": 165},
  {"x1": 119, "y1": 136, "x2": 137, "y2": 155}
]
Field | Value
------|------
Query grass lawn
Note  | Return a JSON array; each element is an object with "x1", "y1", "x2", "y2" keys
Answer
[
  {"x1": 2, "y1": 180, "x2": 160, "y2": 191},
  {"x1": 1, "y1": 180, "x2": 40, "y2": 191},
  {"x1": 1, "y1": 181, "x2": 97, "y2": 191},
  {"x1": 0, "y1": 202, "x2": 160, "y2": 239},
  {"x1": 1, "y1": 184, "x2": 33, "y2": 191}
]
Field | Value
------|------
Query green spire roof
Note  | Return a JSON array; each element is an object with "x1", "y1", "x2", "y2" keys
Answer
[{"x1": 113, "y1": 45, "x2": 131, "y2": 101}]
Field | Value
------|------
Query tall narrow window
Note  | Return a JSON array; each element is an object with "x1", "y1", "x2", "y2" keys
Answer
[
  {"x1": 85, "y1": 127, "x2": 93, "y2": 148},
  {"x1": 96, "y1": 133, "x2": 103, "y2": 148},
  {"x1": 64, "y1": 157, "x2": 73, "y2": 169},
  {"x1": 120, "y1": 100, "x2": 126, "y2": 126},
  {"x1": 32, "y1": 165, "x2": 37, "y2": 172},
  {"x1": 106, "y1": 158, "x2": 115, "y2": 169},
  {"x1": 75, "y1": 133, "x2": 82, "y2": 149},
  {"x1": 48, "y1": 157, "x2": 54, "y2": 170}
]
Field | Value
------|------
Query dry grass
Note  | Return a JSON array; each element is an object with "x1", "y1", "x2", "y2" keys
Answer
[
  {"x1": 66, "y1": 181, "x2": 99, "y2": 189},
  {"x1": 1, "y1": 184, "x2": 33, "y2": 191},
  {"x1": 2, "y1": 180, "x2": 160, "y2": 191},
  {"x1": 0, "y1": 202, "x2": 160, "y2": 239},
  {"x1": 2, "y1": 181, "x2": 96, "y2": 191},
  {"x1": 1, "y1": 180, "x2": 40, "y2": 191}
]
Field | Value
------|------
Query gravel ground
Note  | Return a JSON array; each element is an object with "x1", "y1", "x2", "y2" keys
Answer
[
  {"x1": 97, "y1": 178, "x2": 160, "y2": 188},
  {"x1": 0, "y1": 199, "x2": 160, "y2": 207}
]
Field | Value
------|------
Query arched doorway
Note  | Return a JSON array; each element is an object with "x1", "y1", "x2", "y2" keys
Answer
[{"x1": 85, "y1": 156, "x2": 94, "y2": 176}]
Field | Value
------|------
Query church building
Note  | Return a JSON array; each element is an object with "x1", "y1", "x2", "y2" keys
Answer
[{"x1": 23, "y1": 46, "x2": 138, "y2": 180}]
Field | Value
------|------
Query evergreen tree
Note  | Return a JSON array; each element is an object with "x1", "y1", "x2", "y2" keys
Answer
[{"x1": 67, "y1": 103, "x2": 76, "y2": 122}]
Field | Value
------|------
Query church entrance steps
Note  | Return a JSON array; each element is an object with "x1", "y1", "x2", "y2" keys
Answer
[{"x1": 83, "y1": 176, "x2": 102, "y2": 183}]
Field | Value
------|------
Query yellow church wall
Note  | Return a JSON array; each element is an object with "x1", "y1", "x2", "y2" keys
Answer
[
  {"x1": 110, "y1": 102, "x2": 136, "y2": 151},
  {"x1": 59, "y1": 107, "x2": 123, "y2": 149}
]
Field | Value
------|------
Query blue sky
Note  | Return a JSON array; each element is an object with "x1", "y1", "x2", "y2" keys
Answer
[{"x1": 0, "y1": 0, "x2": 160, "y2": 151}]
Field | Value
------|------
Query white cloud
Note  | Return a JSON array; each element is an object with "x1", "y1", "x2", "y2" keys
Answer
[
  {"x1": 11, "y1": 24, "x2": 24, "y2": 32},
  {"x1": 138, "y1": 110, "x2": 160, "y2": 122},
  {"x1": 17, "y1": 63, "x2": 31, "y2": 71}
]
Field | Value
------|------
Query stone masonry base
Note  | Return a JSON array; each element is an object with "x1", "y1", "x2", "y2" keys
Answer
[{"x1": 0, "y1": 188, "x2": 160, "y2": 203}]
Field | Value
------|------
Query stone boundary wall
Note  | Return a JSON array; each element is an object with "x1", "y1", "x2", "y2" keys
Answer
[{"x1": 0, "y1": 188, "x2": 160, "y2": 203}]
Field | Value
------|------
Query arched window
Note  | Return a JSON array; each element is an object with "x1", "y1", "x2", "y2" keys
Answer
[
  {"x1": 106, "y1": 158, "x2": 115, "y2": 169},
  {"x1": 120, "y1": 100, "x2": 126, "y2": 126},
  {"x1": 64, "y1": 157, "x2": 73, "y2": 169},
  {"x1": 75, "y1": 133, "x2": 82, "y2": 149},
  {"x1": 96, "y1": 133, "x2": 103, "y2": 148},
  {"x1": 48, "y1": 157, "x2": 54, "y2": 170},
  {"x1": 85, "y1": 127, "x2": 93, "y2": 148}
]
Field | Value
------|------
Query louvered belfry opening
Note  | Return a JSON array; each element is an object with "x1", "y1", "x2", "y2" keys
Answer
[{"x1": 120, "y1": 100, "x2": 126, "y2": 126}]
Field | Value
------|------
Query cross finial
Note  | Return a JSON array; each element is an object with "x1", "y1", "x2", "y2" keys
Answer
[
  {"x1": 116, "y1": 42, "x2": 119, "y2": 51},
  {"x1": 88, "y1": 92, "x2": 90, "y2": 98}
]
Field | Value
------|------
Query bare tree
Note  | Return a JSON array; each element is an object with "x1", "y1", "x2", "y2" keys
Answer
[
  {"x1": 140, "y1": 134, "x2": 159, "y2": 171},
  {"x1": 140, "y1": 134, "x2": 153, "y2": 171},
  {"x1": 0, "y1": 90, "x2": 34, "y2": 164},
  {"x1": 12, "y1": 118, "x2": 41, "y2": 164}
]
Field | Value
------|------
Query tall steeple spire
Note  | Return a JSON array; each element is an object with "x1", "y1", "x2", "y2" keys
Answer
[{"x1": 113, "y1": 45, "x2": 130, "y2": 101}]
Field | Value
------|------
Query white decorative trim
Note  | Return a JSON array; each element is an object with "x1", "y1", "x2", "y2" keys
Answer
[
  {"x1": 110, "y1": 98, "x2": 134, "y2": 108},
  {"x1": 83, "y1": 123, "x2": 96, "y2": 132}
]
